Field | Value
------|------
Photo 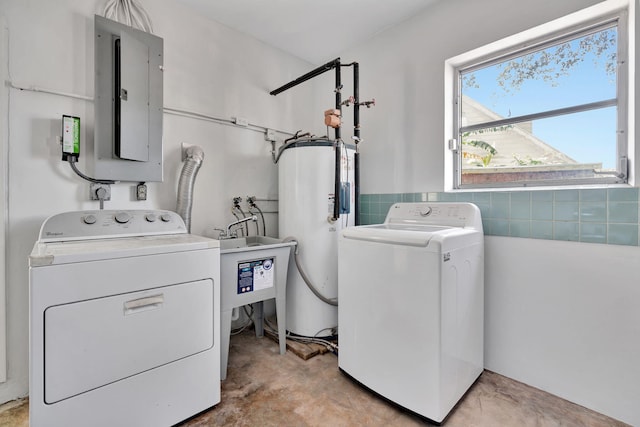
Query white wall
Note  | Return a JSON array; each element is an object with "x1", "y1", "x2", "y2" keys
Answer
[
  {"x1": 485, "y1": 237, "x2": 640, "y2": 426},
  {"x1": 0, "y1": 0, "x2": 323, "y2": 405},
  {"x1": 341, "y1": 0, "x2": 640, "y2": 425},
  {"x1": 0, "y1": 13, "x2": 8, "y2": 384}
]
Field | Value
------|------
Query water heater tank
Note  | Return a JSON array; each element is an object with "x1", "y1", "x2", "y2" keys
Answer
[{"x1": 278, "y1": 138, "x2": 355, "y2": 337}]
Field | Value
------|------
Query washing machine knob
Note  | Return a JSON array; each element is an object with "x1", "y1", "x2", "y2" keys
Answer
[
  {"x1": 160, "y1": 213, "x2": 172, "y2": 222},
  {"x1": 114, "y1": 212, "x2": 131, "y2": 224},
  {"x1": 83, "y1": 214, "x2": 97, "y2": 225},
  {"x1": 420, "y1": 207, "x2": 433, "y2": 217},
  {"x1": 145, "y1": 213, "x2": 157, "y2": 222}
]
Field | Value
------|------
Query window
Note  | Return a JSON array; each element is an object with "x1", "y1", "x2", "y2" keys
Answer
[{"x1": 446, "y1": 4, "x2": 629, "y2": 189}]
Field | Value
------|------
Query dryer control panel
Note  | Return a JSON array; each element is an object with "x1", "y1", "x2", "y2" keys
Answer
[{"x1": 38, "y1": 210, "x2": 187, "y2": 242}]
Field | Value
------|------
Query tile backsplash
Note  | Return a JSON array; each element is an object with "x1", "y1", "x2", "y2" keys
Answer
[{"x1": 358, "y1": 188, "x2": 640, "y2": 246}]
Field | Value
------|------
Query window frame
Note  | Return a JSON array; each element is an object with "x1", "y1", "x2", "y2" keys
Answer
[{"x1": 445, "y1": 2, "x2": 630, "y2": 190}]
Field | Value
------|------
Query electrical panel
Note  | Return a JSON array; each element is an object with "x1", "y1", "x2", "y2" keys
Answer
[{"x1": 94, "y1": 15, "x2": 163, "y2": 182}]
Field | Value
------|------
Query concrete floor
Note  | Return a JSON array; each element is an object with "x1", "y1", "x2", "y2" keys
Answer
[{"x1": 0, "y1": 329, "x2": 629, "y2": 426}]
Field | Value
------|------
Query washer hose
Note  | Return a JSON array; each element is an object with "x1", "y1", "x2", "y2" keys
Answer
[
  {"x1": 176, "y1": 145, "x2": 204, "y2": 233},
  {"x1": 282, "y1": 237, "x2": 338, "y2": 306}
]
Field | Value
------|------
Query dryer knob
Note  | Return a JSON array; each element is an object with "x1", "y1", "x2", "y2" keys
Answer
[
  {"x1": 160, "y1": 213, "x2": 172, "y2": 222},
  {"x1": 114, "y1": 212, "x2": 131, "y2": 224},
  {"x1": 145, "y1": 213, "x2": 157, "y2": 222},
  {"x1": 83, "y1": 214, "x2": 97, "y2": 225}
]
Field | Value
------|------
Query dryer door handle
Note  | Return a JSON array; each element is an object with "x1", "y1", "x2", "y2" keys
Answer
[{"x1": 123, "y1": 294, "x2": 164, "y2": 315}]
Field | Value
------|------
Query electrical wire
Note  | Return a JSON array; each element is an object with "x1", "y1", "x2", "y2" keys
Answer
[
  {"x1": 230, "y1": 309, "x2": 339, "y2": 354},
  {"x1": 103, "y1": 0, "x2": 154, "y2": 33},
  {"x1": 230, "y1": 304, "x2": 255, "y2": 335},
  {"x1": 313, "y1": 327, "x2": 338, "y2": 338},
  {"x1": 263, "y1": 317, "x2": 338, "y2": 355},
  {"x1": 230, "y1": 318, "x2": 252, "y2": 335},
  {"x1": 67, "y1": 157, "x2": 116, "y2": 185},
  {"x1": 336, "y1": 139, "x2": 347, "y2": 228},
  {"x1": 341, "y1": 139, "x2": 351, "y2": 228},
  {"x1": 274, "y1": 131, "x2": 313, "y2": 163},
  {"x1": 243, "y1": 304, "x2": 254, "y2": 319}
]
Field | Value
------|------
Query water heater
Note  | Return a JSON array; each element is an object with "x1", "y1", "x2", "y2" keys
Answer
[{"x1": 278, "y1": 138, "x2": 355, "y2": 337}]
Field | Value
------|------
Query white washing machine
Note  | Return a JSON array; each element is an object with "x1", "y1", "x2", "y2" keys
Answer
[
  {"x1": 29, "y1": 210, "x2": 220, "y2": 427},
  {"x1": 338, "y1": 202, "x2": 484, "y2": 424}
]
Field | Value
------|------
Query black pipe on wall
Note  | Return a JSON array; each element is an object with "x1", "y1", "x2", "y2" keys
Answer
[
  {"x1": 270, "y1": 58, "x2": 341, "y2": 95},
  {"x1": 333, "y1": 60, "x2": 342, "y2": 221},
  {"x1": 353, "y1": 62, "x2": 360, "y2": 225}
]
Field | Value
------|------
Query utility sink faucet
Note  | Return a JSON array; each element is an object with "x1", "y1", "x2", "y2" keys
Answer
[{"x1": 226, "y1": 215, "x2": 257, "y2": 237}]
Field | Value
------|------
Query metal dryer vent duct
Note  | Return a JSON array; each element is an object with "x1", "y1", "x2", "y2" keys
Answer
[{"x1": 176, "y1": 144, "x2": 205, "y2": 233}]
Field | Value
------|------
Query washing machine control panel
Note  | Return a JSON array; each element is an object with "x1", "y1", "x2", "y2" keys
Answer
[
  {"x1": 38, "y1": 210, "x2": 188, "y2": 242},
  {"x1": 385, "y1": 202, "x2": 483, "y2": 230}
]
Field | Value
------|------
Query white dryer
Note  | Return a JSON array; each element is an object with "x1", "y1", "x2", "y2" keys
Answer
[
  {"x1": 29, "y1": 210, "x2": 220, "y2": 427},
  {"x1": 338, "y1": 202, "x2": 484, "y2": 424}
]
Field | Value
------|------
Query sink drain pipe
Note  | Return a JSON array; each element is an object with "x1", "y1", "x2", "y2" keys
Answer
[{"x1": 283, "y1": 237, "x2": 338, "y2": 306}]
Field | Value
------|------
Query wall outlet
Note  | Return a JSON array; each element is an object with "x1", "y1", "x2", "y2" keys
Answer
[
  {"x1": 136, "y1": 183, "x2": 148, "y2": 200},
  {"x1": 89, "y1": 183, "x2": 111, "y2": 201}
]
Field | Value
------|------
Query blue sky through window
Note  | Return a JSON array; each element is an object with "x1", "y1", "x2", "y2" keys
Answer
[{"x1": 461, "y1": 28, "x2": 617, "y2": 168}]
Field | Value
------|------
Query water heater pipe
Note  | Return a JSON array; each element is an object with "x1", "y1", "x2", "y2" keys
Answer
[
  {"x1": 333, "y1": 60, "x2": 342, "y2": 221},
  {"x1": 270, "y1": 58, "x2": 343, "y2": 221},
  {"x1": 176, "y1": 145, "x2": 204, "y2": 233},
  {"x1": 353, "y1": 62, "x2": 361, "y2": 225},
  {"x1": 269, "y1": 58, "x2": 342, "y2": 96}
]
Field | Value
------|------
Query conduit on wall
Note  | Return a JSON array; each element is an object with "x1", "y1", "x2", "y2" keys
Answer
[{"x1": 6, "y1": 81, "x2": 296, "y2": 138}]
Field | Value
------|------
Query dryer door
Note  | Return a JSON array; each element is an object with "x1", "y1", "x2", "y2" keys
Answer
[{"x1": 44, "y1": 279, "x2": 214, "y2": 404}]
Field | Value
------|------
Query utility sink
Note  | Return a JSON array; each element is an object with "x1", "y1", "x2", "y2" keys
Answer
[
  {"x1": 219, "y1": 236, "x2": 294, "y2": 252},
  {"x1": 218, "y1": 235, "x2": 296, "y2": 381}
]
